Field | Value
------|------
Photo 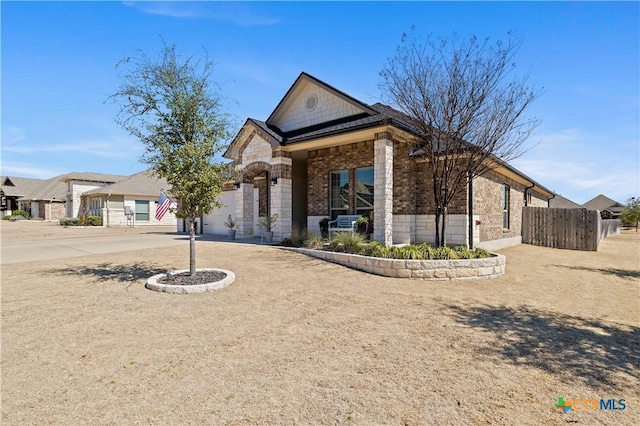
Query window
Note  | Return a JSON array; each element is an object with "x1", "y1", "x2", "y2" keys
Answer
[
  {"x1": 355, "y1": 167, "x2": 374, "y2": 216},
  {"x1": 330, "y1": 170, "x2": 349, "y2": 219},
  {"x1": 135, "y1": 200, "x2": 150, "y2": 221},
  {"x1": 502, "y1": 185, "x2": 510, "y2": 229}
]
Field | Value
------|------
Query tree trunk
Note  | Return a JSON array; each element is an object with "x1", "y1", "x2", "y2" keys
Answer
[
  {"x1": 434, "y1": 209, "x2": 441, "y2": 247},
  {"x1": 189, "y1": 218, "x2": 196, "y2": 276},
  {"x1": 441, "y1": 206, "x2": 447, "y2": 247}
]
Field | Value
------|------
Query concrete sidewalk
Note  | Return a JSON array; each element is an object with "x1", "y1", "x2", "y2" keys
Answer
[{"x1": 1, "y1": 229, "x2": 273, "y2": 265}]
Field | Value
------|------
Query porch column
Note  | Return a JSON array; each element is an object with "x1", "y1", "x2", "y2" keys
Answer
[
  {"x1": 270, "y1": 178, "x2": 292, "y2": 240},
  {"x1": 235, "y1": 183, "x2": 254, "y2": 239},
  {"x1": 270, "y1": 156, "x2": 293, "y2": 241},
  {"x1": 374, "y1": 132, "x2": 393, "y2": 246}
]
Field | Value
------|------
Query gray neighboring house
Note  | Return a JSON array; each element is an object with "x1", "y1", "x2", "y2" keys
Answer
[
  {"x1": 548, "y1": 194, "x2": 580, "y2": 209},
  {"x1": 1, "y1": 176, "x2": 44, "y2": 217},
  {"x1": 60, "y1": 172, "x2": 127, "y2": 218},
  {"x1": 83, "y1": 170, "x2": 176, "y2": 226},
  {"x1": 16, "y1": 176, "x2": 68, "y2": 221},
  {"x1": 582, "y1": 194, "x2": 625, "y2": 219}
]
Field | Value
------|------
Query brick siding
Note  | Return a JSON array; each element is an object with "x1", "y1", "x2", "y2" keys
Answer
[{"x1": 307, "y1": 141, "x2": 374, "y2": 216}]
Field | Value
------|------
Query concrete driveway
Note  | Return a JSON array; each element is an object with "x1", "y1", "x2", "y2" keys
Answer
[{"x1": 0, "y1": 223, "x2": 189, "y2": 264}]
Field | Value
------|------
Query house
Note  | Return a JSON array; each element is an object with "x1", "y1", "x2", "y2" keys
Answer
[
  {"x1": 1, "y1": 176, "x2": 44, "y2": 217},
  {"x1": 205, "y1": 72, "x2": 555, "y2": 249},
  {"x1": 549, "y1": 194, "x2": 580, "y2": 209},
  {"x1": 16, "y1": 175, "x2": 67, "y2": 221},
  {"x1": 60, "y1": 172, "x2": 127, "y2": 218},
  {"x1": 82, "y1": 170, "x2": 176, "y2": 226},
  {"x1": 581, "y1": 194, "x2": 625, "y2": 219}
]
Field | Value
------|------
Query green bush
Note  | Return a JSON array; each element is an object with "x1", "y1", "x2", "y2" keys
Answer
[
  {"x1": 3, "y1": 215, "x2": 13, "y2": 220},
  {"x1": 474, "y1": 247, "x2": 491, "y2": 258},
  {"x1": 85, "y1": 216, "x2": 102, "y2": 226},
  {"x1": 389, "y1": 245, "x2": 425, "y2": 259},
  {"x1": 329, "y1": 232, "x2": 366, "y2": 254},
  {"x1": 12, "y1": 209, "x2": 30, "y2": 219},
  {"x1": 364, "y1": 241, "x2": 391, "y2": 258},
  {"x1": 453, "y1": 245, "x2": 474, "y2": 259},
  {"x1": 60, "y1": 217, "x2": 80, "y2": 226},
  {"x1": 431, "y1": 246, "x2": 459, "y2": 260},
  {"x1": 9, "y1": 215, "x2": 26, "y2": 221}
]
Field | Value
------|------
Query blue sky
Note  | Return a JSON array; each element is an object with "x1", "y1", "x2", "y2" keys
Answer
[{"x1": 2, "y1": 1, "x2": 638, "y2": 205}]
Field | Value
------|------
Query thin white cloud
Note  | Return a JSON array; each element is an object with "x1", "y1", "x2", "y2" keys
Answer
[
  {"x1": 512, "y1": 127, "x2": 640, "y2": 203},
  {"x1": 0, "y1": 161, "x2": 65, "y2": 179},
  {"x1": 122, "y1": 1, "x2": 280, "y2": 26}
]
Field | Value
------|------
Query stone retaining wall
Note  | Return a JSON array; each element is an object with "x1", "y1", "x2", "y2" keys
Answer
[{"x1": 283, "y1": 247, "x2": 505, "y2": 280}]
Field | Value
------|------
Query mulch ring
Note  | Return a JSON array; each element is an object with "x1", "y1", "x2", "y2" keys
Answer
[{"x1": 157, "y1": 270, "x2": 227, "y2": 286}]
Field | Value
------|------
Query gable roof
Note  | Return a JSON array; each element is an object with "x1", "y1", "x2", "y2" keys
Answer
[
  {"x1": 549, "y1": 194, "x2": 580, "y2": 209},
  {"x1": 227, "y1": 72, "x2": 554, "y2": 198},
  {"x1": 61, "y1": 172, "x2": 127, "y2": 184},
  {"x1": 581, "y1": 194, "x2": 623, "y2": 211},
  {"x1": 266, "y1": 72, "x2": 378, "y2": 130},
  {"x1": 85, "y1": 170, "x2": 168, "y2": 197},
  {"x1": 1, "y1": 176, "x2": 44, "y2": 197},
  {"x1": 24, "y1": 176, "x2": 67, "y2": 201}
]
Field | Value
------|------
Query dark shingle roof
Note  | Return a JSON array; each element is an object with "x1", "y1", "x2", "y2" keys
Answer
[
  {"x1": 61, "y1": 172, "x2": 127, "y2": 183},
  {"x1": 581, "y1": 194, "x2": 624, "y2": 211},
  {"x1": 549, "y1": 194, "x2": 580, "y2": 209},
  {"x1": 1, "y1": 176, "x2": 44, "y2": 197},
  {"x1": 85, "y1": 170, "x2": 168, "y2": 197}
]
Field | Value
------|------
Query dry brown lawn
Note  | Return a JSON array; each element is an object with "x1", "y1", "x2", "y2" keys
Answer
[{"x1": 1, "y1": 222, "x2": 639, "y2": 425}]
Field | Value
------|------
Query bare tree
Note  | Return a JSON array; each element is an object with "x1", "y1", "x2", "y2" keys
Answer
[{"x1": 379, "y1": 30, "x2": 542, "y2": 247}]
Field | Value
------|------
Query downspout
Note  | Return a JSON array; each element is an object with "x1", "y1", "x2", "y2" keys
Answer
[
  {"x1": 547, "y1": 193, "x2": 556, "y2": 208},
  {"x1": 524, "y1": 183, "x2": 535, "y2": 207},
  {"x1": 468, "y1": 172, "x2": 474, "y2": 249},
  {"x1": 106, "y1": 193, "x2": 111, "y2": 227}
]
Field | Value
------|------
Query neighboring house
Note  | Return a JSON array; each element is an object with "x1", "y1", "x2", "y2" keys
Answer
[
  {"x1": 1, "y1": 176, "x2": 44, "y2": 217},
  {"x1": 209, "y1": 72, "x2": 553, "y2": 249},
  {"x1": 549, "y1": 194, "x2": 580, "y2": 209},
  {"x1": 60, "y1": 172, "x2": 127, "y2": 218},
  {"x1": 582, "y1": 194, "x2": 625, "y2": 219},
  {"x1": 82, "y1": 170, "x2": 176, "y2": 226},
  {"x1": 16, "y1": 176, "x2": 67, "y2": 221}
]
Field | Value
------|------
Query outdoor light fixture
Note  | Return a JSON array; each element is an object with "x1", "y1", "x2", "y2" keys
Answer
[{"x1": 271, "y1": 177, "x2": 278, "y2": 186}]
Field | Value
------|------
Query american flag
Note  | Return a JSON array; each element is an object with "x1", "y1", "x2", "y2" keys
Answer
[{"x1": 155, "y1": 191, "x2": 172, "y2": 220}]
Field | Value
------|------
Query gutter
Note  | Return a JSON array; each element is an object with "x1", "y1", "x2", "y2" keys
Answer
[{"x1": 524, "y1": 183, "x2": 535, "y2": 207}]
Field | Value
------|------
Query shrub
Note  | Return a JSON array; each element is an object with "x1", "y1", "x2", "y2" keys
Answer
[
  {"x1": 3, "y1": 215, "x2": 13, "y2": 220},
  {"x1": 329, "y1": 232, "x2": 366, "y2": 254},
  {"x1": 12, "y1": 209, "x2": 30, "y2": 219},
  {"x1": 86, "y1": 216, "x2": 102, "y2": 226},
  {"x1": 364, "y1": 241, "x2": 391, "y2": 258},
  {"x1": 389, "y1": 245, "x2": 425, "y2": 259},
  {"x1": 474, "y1": 247, "x2": 491, "y2": 258},
  {"x1": 304, "y1": 234, "x2": 325, "y2": 250},
  {"x1": 453, "y1": 245, "x2": 474, "y2": 259},
  {"x1": 431, "y1": 246, "x2": 459, "y2": 260},
  {"x1": 414, "y1": 243, "x2": 434, "y2": 259},
  {"x1": 9, "y1": 215, "x2": 26, "y2": 221},
  {"x1": 60, "y1": 217, "x2": 80, "y2": 226}
]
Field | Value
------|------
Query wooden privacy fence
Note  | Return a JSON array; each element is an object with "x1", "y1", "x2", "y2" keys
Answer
[{"x1": 522, "y1": 207, "x2": 601, "y2": 251}]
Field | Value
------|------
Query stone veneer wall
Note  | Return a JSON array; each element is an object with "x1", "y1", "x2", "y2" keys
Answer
[
  {"x1": 393, "y1": 214, "x2": 472, "y2": 246},
  {"x1": 284, "y1": 247, "x2": 505, "y2": 280}
]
